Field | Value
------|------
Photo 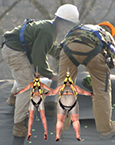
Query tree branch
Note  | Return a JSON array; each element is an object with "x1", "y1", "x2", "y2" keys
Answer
[
  {"x1": 29, "y1": 0, "x2": 51, "y2": 19},
  {"x1": 80, "y1": 0, "x2": 96, "y2": 21},
  {"x1": 59, "y1": 0, "x2": 66, "y2": 5},
  {"x1": 0, "y1": 0, "x2": 21, "y2": 20},
  {"x1": 101, "y1": 0, "x2": 114, "y2": 20},
  {"x1": 79, "y1": 0, "x2": 88, "y2": 20}
]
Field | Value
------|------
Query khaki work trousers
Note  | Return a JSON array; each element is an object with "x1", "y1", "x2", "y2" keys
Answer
[
  {"x1": 58, "y1": 42, "x2": 113, "y2": 133},
  {"x1": 1, "y1": 46, "x2": 34, "y2": 123}
]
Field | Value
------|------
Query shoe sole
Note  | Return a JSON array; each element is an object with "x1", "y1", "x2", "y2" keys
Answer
[{"x1": 100, "y1": 132, "x2": 115, "y2": 140}]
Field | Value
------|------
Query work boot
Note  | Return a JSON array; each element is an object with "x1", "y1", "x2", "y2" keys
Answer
[
  {"x1": 13, "y1": 117, "x2": 28, "y2": 137},
  {"x1": 100, "y1": 125, "x2": 115, "y2": 140},
  {"x1": 6, "y1": 93, "x2": 16, "y2": 106}
]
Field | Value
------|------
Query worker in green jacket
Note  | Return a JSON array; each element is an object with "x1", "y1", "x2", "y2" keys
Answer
[{"x1": 1, "y1": 4, "x2": 80, "y2": 137}]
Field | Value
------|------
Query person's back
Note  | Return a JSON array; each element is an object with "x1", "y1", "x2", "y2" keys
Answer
[
  {"x1": 4, "y1": 20, "x2": 56, "y2": 52},
  {"x1": 58, "y1": 23, "x2": 115, "y2": 84},
  {"x1": 58, "y1": 21, "x2": 115, "y2": 140},
  {"x1": 1, "y1": 4, "x2": 80, "y2": 139}
]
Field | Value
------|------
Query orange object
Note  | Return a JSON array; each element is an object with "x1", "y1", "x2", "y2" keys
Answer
[{"x1": 98, "y1": 21, "x2": 115, "y2": 37}]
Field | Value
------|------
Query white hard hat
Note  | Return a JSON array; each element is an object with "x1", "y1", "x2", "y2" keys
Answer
[{"x1": 55, "y1": 4, "x2": 79, "y2": 24}]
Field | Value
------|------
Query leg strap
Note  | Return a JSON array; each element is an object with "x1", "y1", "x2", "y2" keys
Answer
[
  {"x1": 63, "y1": 44, "x2": 102, "y2": 66},
  {"x1": 59, "y1": 99, "x2": 77, "y2": 115}
]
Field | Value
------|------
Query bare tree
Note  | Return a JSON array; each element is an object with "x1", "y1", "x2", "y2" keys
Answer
[
  {"x1": 80, "y1": 0, "x2": 96, "y2": 22},
  {"x1": 29, "y1": 0, "x2": 51, "y2": 19},
  {"x1": 101, "y1": 0, "x2": 114, "y2": 20},
  {"x1": 0, "y1": 0, "x2": 21, "y2": 21},
  {"x1": 1, "y1": 0, "x2": 9, "y2": 6},
  {"x1": 59, "y1": 0, "x2": 66, "y2": 5},
  {"x1": 79, "y1": 0, "x2": 88, "y2": 20}
]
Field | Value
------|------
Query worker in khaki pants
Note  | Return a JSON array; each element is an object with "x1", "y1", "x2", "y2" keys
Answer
[
  {"x1": 2, "y1": 47, "x2": 34, "y2": 137},
  {"x1": 1, "y1": 4, "x2": 80, "y2": 137},
  {"x1": 58, "y1": 22, "x2": 115, "y2": 139}
]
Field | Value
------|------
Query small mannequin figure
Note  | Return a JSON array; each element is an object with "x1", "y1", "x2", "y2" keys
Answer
[
  {"x1": 47, "y1": 71, "x2": 94, "y2": 141},
  {"x1": 15, "y1": 71, "x2": 53, "y2": 140}
]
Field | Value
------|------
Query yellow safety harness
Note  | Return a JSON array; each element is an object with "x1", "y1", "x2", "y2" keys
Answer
[
  {"x1": 30, "y1": 77, "x2": 43, "y2": 119},
  {"x1": 59, "y1": 74, "x2": 78, "y2": 100},
  {"x1": 58, "y1": 74, "x2": 78, "y2": 115},
  {"x1": 30, "y1": 78, "x2": 43, "y2": 99}
]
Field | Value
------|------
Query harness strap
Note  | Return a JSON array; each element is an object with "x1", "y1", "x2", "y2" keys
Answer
[
  {"x1": 63, "y1": 24, "x2": 106, "y2": 66},
  {"x1": 31, "y1": 97, "x2": 42, "y2": 108},
  {"x1": 31, "y1": 97, "x2": 42, "y2": 119},
  {"x1": 59, "y1": 75, "x2": 78, "y2": 100},
  {"x1": 63, "y1": 44, "x2": 80, "y2": 67},
  {"x1": 79, "y1": 25, "x2": 104, "y2": 46},
  {"x1": 70, "y1": 84, "x2": 78, "y2": 99},
  {"x1": 59, "y1": 99, "x2": 77, "y2": 114},
  {"x1": 64, "y1": 44, "x2": 90, "y2": 55},
  {"x1": 30, "y1": 77, "x2": 43, "y2": 119},
  {"x1": 30, "y1": 78, "x2": 43, "y2": 99},
  {"x1": 19, "y1": 19, "x2": 34, "y2": 63},
  {"x1": 82, "y1": 45, "x2": 102, "y2": 66},
  {"x1": 63, "y1": 43, "x2": 102, "y2": 67},
  {"x1": 19, "y1": 19, "x2": 55, "y2": 64}
]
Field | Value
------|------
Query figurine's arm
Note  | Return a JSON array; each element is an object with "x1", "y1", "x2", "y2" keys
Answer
[
  {"x1": 46, "y1": 85, "x2": 62, "y2": 96},
  {"x1": 41, "y1": 83, "x2": 53, "y2": 91},
  {"x1": 73, "y1": 84, "x2": 94, "y2": 96},
  {"x1": 14, "y1": 82, "x2": 33, "y2": 95}
]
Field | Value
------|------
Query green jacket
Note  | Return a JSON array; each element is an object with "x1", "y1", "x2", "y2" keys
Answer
[{"x1": 3, "y1": 19, "x2": 58, "y2": 79}]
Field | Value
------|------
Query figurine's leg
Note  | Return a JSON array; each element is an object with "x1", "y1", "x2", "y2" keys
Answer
[
  {"x1": 27, "y1": 110, "x2": 34, "y2": 140},
  {"x1": 70, "y1": 101, "x2": 81, "y2": 141},
  {"x1": 55, "y1": 114, "x2": 65, "y2": 141},
  {"x1": 40, "y1": 110, "x2": 48, "y2": 140},
  {"x1": 71, "y1": 114, "x2": 81, "y2": 141}
]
